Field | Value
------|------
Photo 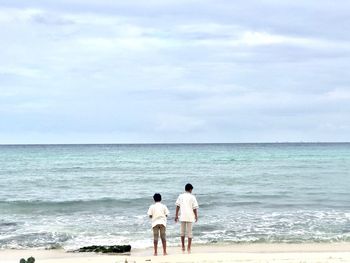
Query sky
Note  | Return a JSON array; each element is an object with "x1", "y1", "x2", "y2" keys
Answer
[{"x1": 0, "y1": 0, "x2": 350, "y2": 144}]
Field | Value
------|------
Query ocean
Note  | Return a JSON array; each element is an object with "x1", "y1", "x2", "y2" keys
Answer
[{"x1": 0, "y1": 143, "x2": 350, "y2": 250}]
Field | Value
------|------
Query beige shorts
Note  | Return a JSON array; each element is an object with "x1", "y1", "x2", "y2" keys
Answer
[
  {"x1": 180, "y1": 222, "x2": 193, "y2": 238},
  {"x1": 153, "y1": 224, "x2": 166, "y2": 241}
]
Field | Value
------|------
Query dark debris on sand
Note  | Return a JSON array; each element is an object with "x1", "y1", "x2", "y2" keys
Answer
[{"x1": 76, "y1": 245, "x2": 131, "y2": 254}]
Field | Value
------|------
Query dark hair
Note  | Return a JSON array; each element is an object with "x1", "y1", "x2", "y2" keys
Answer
[
  {"x1": 153, "y1": 193, "x2": 161, "y2": 202},
  {"x1": 185, "y1": 183, "x2": 193, "y2": 191}
]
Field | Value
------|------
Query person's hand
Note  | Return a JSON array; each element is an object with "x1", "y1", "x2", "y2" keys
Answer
[{"x1": 175, "y1": 216, "x2": 179, "y2": 223}]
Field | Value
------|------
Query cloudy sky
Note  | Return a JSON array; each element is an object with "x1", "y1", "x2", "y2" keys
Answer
[{"x1": 1, "y1": 0, "x2": 350, "y2": 143}]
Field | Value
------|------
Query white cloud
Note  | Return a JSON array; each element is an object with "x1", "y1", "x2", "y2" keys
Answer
[
  {"x1": 0, "y1": 8, "x2": 42, "y2": 23},
  {"x1": 325, "y1": 88, "x2": 350, "y2": 100},
  {"x1": 238, "y1": 31, "x2": 300, "y2": 46},
  {"x1": 193, "y1": 30, "x2": 350, "y2": 50},
  {"x1": 74, "y1": 35, "x2": 170, "y2": 51},
  {"x1": 0, "y1": 66, "x2": 42, "y2": 78},
  {"x1": 155, "y1": 114, "x2": 205, "y2": 133},
  {"x1": 0, "y1": 2, "x2": 350, "y2": 142}
]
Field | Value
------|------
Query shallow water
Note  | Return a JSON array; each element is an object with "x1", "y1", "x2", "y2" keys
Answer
[{"x1": 0, "y1": 143, "x2": 350, "y2": 249}]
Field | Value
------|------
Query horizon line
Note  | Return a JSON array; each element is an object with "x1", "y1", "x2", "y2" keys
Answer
[{"x1": 0, "y1": 141, "x2": 350, "y2": 146}]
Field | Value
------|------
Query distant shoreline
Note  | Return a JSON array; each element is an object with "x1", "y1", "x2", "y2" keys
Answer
[{"x1": 1, "y1": 142, "x2": 350, "y2": 146}]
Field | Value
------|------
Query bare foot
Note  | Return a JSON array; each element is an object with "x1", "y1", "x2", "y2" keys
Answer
[
  {"x1": 182, "y1": 247, "x2": 185, "y2": 252},
  {"x1": 163, "y1": 252, "x2": 168, "y2": 256},
  {"x1": 154, "y1": 252, "x2": 157, "y2": 256},
  {"x1": 187, "y1": 249, "x2": 191, "y2": 254}
]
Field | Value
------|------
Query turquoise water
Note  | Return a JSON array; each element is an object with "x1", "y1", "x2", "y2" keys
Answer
[{"x1": 0, "y1": 143, "x2": 350, "y2": 249}]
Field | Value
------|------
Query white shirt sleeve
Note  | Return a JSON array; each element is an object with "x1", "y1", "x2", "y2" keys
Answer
[
  {"x1": 175, "y1": 195, "x2": 181, "y2": 206},
  {"x1": 192, "y1": 196, "x2": 199, "y2": 209},
  {"x1": 147, "y1": 205, "x2": 153, "y2": 216},
  {"x1": 164, "y1": 205, "x2": 169, "y2": 216}
]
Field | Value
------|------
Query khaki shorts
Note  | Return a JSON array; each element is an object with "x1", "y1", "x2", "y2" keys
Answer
[
  {"x1": 180, "y1": 222, "x2": 193, "y2": 238},
  {"x1": 153, "y1": 224, "x2": 166, "y2": 241}
]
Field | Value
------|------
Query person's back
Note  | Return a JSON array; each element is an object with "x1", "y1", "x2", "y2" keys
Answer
[
  {"x1": 149, "y1": 202, "x2": 168, "y2": 226},
  {"x1": 176, "y1": 192, "x2": 198, "y2": 222},
  {"x1": 175, "y1": 183, "x2": 199, "y2": 253},
  {"x1": 148, "y1": 193, "x2": 169, "y2": 256}
]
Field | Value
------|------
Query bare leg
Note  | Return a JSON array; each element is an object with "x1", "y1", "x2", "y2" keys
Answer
[
  {"x1": 161, "y1": 238, "x2": 167, "y2": 255},
  {"x1": 187, "y1": 238, "x2": 192, "y2": 253},
  {"x1": 153, "y1": 240, "x2": 158, "y2": 256},
  {"x1": 181, "y1": 236, "x2": 185, "y2": 251}
]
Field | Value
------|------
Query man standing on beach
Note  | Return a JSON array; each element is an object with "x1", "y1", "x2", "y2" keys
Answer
[{"x1": 175, "y1": 183, "x2": 199, "y2": 253}]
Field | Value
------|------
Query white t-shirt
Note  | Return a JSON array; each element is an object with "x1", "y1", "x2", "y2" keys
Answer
[
  {"x1": 175, "y1": 192, "x2": 199, "y2": 222},
  {"x1": 147, "y1": 202, "x2": 169, "y2": 228}
]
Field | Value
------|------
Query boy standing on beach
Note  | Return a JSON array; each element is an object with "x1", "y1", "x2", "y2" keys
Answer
[
  {"x1": 175, "y1": 183, "x2": 199, "y2": 253},
  {"x1": 148, "y1": 193, "x2": 169, "y2": 256}
]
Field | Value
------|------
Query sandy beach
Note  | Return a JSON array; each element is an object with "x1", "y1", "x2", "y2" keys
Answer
[{"x1": 2, "y1": 243, "x2": 350, "y2": 263}]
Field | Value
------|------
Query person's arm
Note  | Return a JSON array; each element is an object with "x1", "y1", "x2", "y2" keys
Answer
[
  {"x1": 175, "y1": 206, "x2": 180, "y2": 222},
  {"x1": 193, "y1": 208, "x2": 198, "y2": 222},
  {"x1": 192, "y1": 196, "x2": 199, "y2": 222},
  {"x1": 175, "y1": 195, "x2": 181, "y2": 222},
  {"x1": 165, "y1": 205, "x2": 169, "y2": 218},
  {"x1": 147, "y1": 206, "x2": 153, "y2": 219}
]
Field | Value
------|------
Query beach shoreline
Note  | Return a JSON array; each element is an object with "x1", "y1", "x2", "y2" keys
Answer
[{"x1": 2, "y1": 243, "x2": 350, "y2": 263}]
